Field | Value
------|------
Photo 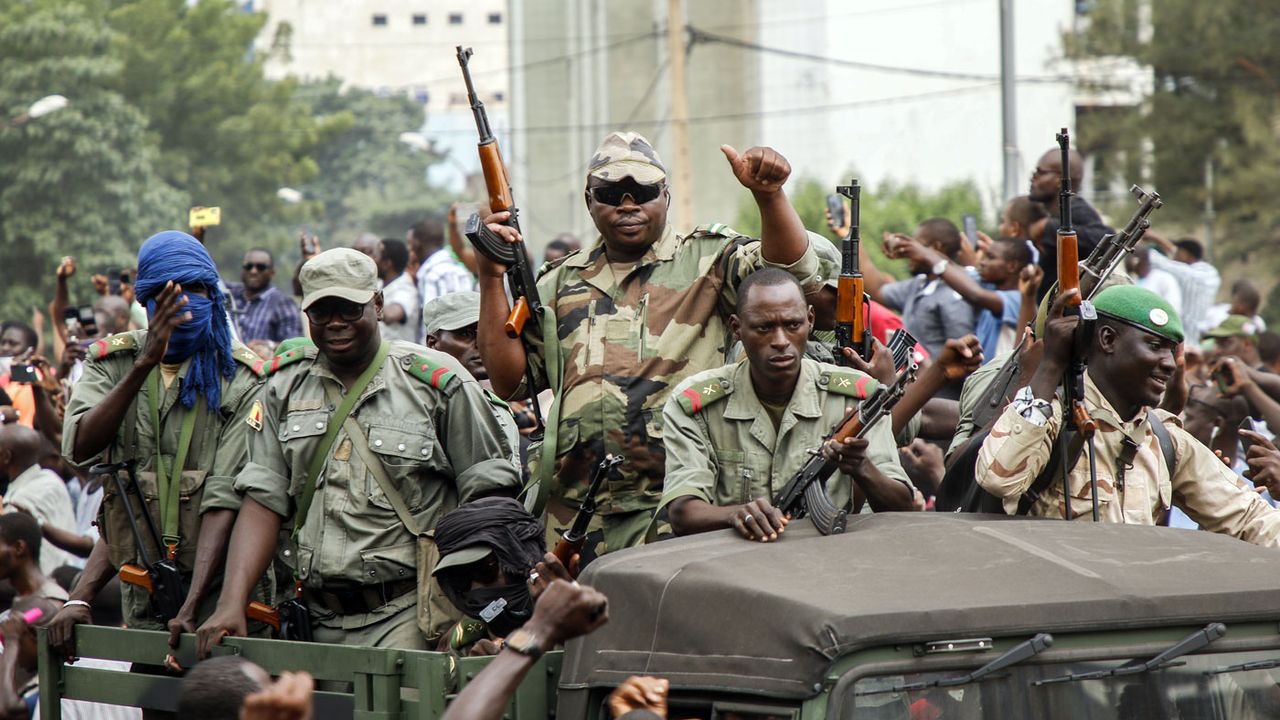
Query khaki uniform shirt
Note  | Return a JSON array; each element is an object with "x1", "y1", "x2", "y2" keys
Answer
[
  {"x1": 976, "y1": 373, "x2": 1280, "y2": 546},
  {"x1": 234, "y1": 340, "x2": 521, "y2": 588},
  {"x1": 520, "y1": 224, "x2": 821, "y2": 515},
  {"x1": 62, "y1": 330, "x2": 264, "y2": 573},
  {"x1": 660, "y1": 358, "x2": 912, "y2": 511}
]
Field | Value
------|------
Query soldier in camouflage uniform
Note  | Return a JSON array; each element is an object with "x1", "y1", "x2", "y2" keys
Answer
[
  {"x1": 48, "y1": 231, "x2": 270, "y2": 660},
  {"x1": 476, "y1": 132, "x2": 821, "y2": 564},
  {"x1": 661, "y1": 269, "x2": 916, "y2": 540},
  {"x1": 196, "y1": 249, "x2": 521, "y2": 656},
  {"x1": 977, "y1": 285, "x2": 1280, "y2": 544}
]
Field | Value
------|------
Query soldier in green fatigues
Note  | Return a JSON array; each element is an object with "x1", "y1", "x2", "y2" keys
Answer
[
  {"x1": 197, "y1": 248, "x2": 521, "y2": 657},
  {"x1": 662, "y1": 269, "x2": 916, "y2": 541},
  {"x1": 476, "y1": 132, "x2": 822, "y2": 563},
  {"x1": 47, "y1": 231, "x2": 271, "y2": 661}
]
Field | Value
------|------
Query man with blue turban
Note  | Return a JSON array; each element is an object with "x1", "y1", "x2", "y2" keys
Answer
[{"x1": 48, "y1": 231, "x2": 273, "y2": 657}]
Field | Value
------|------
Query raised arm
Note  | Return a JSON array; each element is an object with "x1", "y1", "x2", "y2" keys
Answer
[
  {"x1": 720, "y1": 146, "x2": 808, "y2": 266},
  {"x1": 474, "y1": 212, "x2": 540, "y2": 401},
  {"x1": 895, "y1": 238, "x2": 1005, "y2": 314}
]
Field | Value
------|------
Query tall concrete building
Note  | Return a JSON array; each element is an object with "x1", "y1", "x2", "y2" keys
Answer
[{"x1": 250, "y1": 0, "x2": 510, "y2": 193}]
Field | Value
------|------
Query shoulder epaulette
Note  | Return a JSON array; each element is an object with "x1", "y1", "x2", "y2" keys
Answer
[
  {"x1": 484, "y1": 389, "x2": 510, "y2": 410},
  {"x1": 687, "y1": 222, "x2": 742, "y2": 239},
  {"x1": 255, "y1": 340, "x2": 315, "y2": 377},
  {"x1": 88, "y1": 333, "x2": 138, "y2": 360},
  {"x1": 407, "y1": 354, "x2": 458, "y2": 390},
  {"x1": 450, "y1": 619, "x2": 490, "y2": 651},
  {"x1": 820, "y1": 368, "x2": 878, "y2": 399},
  {"x1": 231, "y1": 345, "x2": 265, "y2": 375},
  {"x1": 677, "y1": 375, "x2": 734, "y2": 415},
  {"x1": 537, "y1": 251, "x2": 577, "y2": 279}
]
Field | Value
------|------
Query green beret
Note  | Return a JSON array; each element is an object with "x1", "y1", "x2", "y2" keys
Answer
[{"x1": 1092, "y1": 285, "x2": 1184, "y2": 343}]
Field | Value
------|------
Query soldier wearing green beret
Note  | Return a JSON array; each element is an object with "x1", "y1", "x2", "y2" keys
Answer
[
  {"x1": 976, "y1": 286, "x2": 1280, "y2": 545},
  {"x1": 475, "y1": 131, "x2": 823, "y2": 562},
  {"x1": 661, "y1": 269, "x2": 917, "y2": 541},
  {"x1": 196, "y1": 248, "x2": 521, "y2": 657}
]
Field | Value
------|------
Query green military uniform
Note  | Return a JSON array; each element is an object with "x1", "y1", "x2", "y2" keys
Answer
[
  {"x1": 660, "y1": 358, "x2": 913, "y2": 512},
  {"x1": 62, "y1": 331, "x2": 269, "y2": 630},
  {"x1": 235, "y1": 249, "x2": 522, "y2": 650},
  {"x1": 515, "y1": 133, "x2": 821, "y2": 559}
]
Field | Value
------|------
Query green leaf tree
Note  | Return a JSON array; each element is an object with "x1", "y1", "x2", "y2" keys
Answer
[{"x1": 0, "y1": 0, "x2": 183, "y2": 324}]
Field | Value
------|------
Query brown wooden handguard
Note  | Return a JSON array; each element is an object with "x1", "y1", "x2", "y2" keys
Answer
[
  {"x1": 119, "y1": 564, "x2": 152, "y2": 592},
  {"x1": 551, "y1": 540, "x2": 579, "y2": 576},
  {"x1": 245, "y1": 601, "x2": 281, "y2": 632},
  {"x1": 478, "y1": 143, "x2": 514, "y2": 214},
  {"x1": 1057, "y1": 230, "x2": 1081, "y2": 306},
  {"x1": 505, "y1": 296, "x2": 531, "y2": 339},
  {"x1": 829, "y1": 409, "x2": 864, "y2": 444},
  {"x1": 850, "y1": 277, "x2": 867, "y2": 339},
  {"x1": 835, "y1": 276, "x2": 857, "y2": 327}
]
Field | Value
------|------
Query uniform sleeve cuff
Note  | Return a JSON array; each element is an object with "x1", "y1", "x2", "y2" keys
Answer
[{"x1": 456, "y1": 459, "x2": 523, "y2": 503}]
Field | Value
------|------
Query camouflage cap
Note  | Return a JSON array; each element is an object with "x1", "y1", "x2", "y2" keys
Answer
[
  {"x1": 587, "y1": 131, "x2": 666, "y2": 185},
  {"x1": 424, "y1": 291, "x2": 480, "y2": 337},
  {"x1": 814, "y1": 238, "x2": 842, "y2": 291},
  {"x1": 1204, "y1": 314, "x2": 1259, "y2": 340},
  {"x1": 299, "y1": 248, "x2": 379, "y2": 311},
  {"x1": 1093, "y1": 284, "x2": 1185, "y2": 343}
]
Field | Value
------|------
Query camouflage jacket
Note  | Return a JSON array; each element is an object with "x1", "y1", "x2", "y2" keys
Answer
[
  {"x1": 518, "y1": 224, "x2": 820, "y2": 515},
  {"x1": 976, "y1": 372, "x2": 1280, "y2": 545}
]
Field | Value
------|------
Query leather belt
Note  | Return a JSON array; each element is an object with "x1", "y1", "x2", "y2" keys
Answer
[{"x1": 302, "y1": 578, "x2": 417, "y2": 616}]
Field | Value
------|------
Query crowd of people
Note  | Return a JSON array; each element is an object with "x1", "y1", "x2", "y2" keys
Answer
[{"x1": 0, "y1": 127, "x2": 1276, "y2": 719}]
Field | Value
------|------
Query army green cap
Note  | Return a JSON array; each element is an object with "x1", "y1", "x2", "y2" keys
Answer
[
  {"x1": 299, "y1": 248, "x2": 379, "y2": 311},
  {"x1": 814, "y1": 238, "x2": 842, "y2": 291},
  {"x1": 1204, "y1": 314, "x2": 1259, "y2": 340},
  {"x1": 587, "y1": 131, "x2": 667, "y2": 184},
  {"x1": 1092, "y1": 284, "x2": 1185, "y2": 343},
  {"x1": 431, "y1": 545, "x2": 493, "y2": 575},
  {"x1": 423, "y1": 291, "x2": 480, "y2": 337}
]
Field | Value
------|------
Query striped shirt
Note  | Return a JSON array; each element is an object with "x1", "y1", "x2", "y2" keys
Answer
[
  {"x1": 416, "y1": 248, "x2": 476, "y2": 305},
  {"x1": 1146, "y1": 254, "x2": 1220, "y2": 345},
  {"x1": 227, "y1": 283, "x2": 303, "y2": 343}
]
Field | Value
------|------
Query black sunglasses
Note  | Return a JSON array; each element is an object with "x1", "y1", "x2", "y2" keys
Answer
[
  {"x1": 306, "y1": 301, "x2": 366, "y2": 325},
  {"x1": 589, "y1": 182, "x2": 664, "y2": 207},
  {"x1": 243, "y1": 262, "x2": 272, "y2": 272}
]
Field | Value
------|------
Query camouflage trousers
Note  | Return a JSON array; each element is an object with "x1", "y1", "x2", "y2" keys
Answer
[{"x1": 543, "y1": 500, "x2": 669, "y2": 570}]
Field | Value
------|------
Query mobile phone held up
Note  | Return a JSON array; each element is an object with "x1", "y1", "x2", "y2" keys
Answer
[
  {"x1": 8, "y1": 363, "x2": 37, "y2": 384},
  {"x1": 962, "y1": 214, "x2": 978, "y2": 252},
  {"x1": 826, "y1": 194, "x2": 847, "y2": 233}
]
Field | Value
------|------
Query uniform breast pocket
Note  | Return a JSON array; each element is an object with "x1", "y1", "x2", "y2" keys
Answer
[
  {"x1": 366, "y1": 422, "x2": 438, "y2": 511},
  {"x1": 1067, "y1": 470, "x2": 1115, "y2": 517},
  {"x1": 714, "y1": 451, "x2": 750, "y2": 505},
  {"x1": 279, "y1": 410, "x2": 330, "y2": 495}
]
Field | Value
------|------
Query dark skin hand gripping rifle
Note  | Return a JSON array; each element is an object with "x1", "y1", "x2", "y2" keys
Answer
[
  {"x1": 1055, "y1": 128, "x2": 1100, "y2": 521},
  {"x1": 835, "y1": 180, "x2": 873, "y2": 363},
  {"x1": 553, "y1": 454, "x2": 624, "y2": 576},
  {"x1": 773, "y1": 356, "x2": 917, "y2": 535},
  {"x1": 457, "y1": 45, "x2": 545, "y2": 439}
]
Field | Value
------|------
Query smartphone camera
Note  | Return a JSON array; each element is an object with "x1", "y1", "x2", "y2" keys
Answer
[{"x1": 9, "y1": 364, "x2": 38, "y2": 384}]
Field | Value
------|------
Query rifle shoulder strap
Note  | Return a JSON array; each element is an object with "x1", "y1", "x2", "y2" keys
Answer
[
  {"x1": 1015, "y1": 427, "x2": 1084, "y2": 516},
  {"x1": 526, "y1": 299, "x2": 562, "y2": 516},
  {"x1": 1146, "y1": 410, "x2": 1177, "y2": 478}
]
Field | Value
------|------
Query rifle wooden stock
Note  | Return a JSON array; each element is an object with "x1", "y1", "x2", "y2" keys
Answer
[
  {"x1": 505, "y1": 296, "x2": 531, "y2": 339},
  {"x1": 119, "y1": 564, "x2": 151, "y2": 592},
  {"x1": 246, "y1": 601, "x2": 281, "y2": 632}
]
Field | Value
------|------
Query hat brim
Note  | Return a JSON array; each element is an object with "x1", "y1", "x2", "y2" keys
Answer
[
  {"x1": 431, "y1": 545, "x2": 493, "y2": 576},
  {"x1": 300, "y1": 287, "x2": 376, "y2": 311},
  {"x1": 588, "y1": 160, "x2": 666, "y2": 184},
  {"x1": 426, "y1": 314, "x2": 481, "y2": 338},
  {"x1": 1097, "y1": 311, "x2": 1184, "y2": 344}
]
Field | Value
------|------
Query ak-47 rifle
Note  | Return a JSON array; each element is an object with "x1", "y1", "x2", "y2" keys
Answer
[
  {"x1": 90, "y1": 461, "x2": 185, "y2": 622},
  {"x1": 1079, "y1": 185, "x2": 1163, "y2": 294},
  {"x1": 456, "y1": 46, "x2": 545, "y2": 439},
  {"x1": 835, "y1": 180, "x2": 873, "y2": 363},
  {"x1": 246, "y1": 581, "x2": 313, "y2": 641},
  {"x1": 553, "y1": 454, "x2": 624, "y2": 575},
  {"x1": 773, "y1": 358, "x2": 917, "y2": 535},
  {"x1": 1054, "y1": 128, "x2": 1099, "y2": 521}
]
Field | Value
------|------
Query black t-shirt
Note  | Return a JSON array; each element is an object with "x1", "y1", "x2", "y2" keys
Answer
[{"x1": 1036, "y1": 197, "x2": 1115, "y2": 301}]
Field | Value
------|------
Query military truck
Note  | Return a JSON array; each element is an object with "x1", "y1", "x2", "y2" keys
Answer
[{"x1": 40, "y1": 513, "x2": 1280, "y2": 718}]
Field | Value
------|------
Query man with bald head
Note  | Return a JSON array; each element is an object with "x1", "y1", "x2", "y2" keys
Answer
[
  {"x1": 1027, "y1": 146, "x2": 1114, "y2": 299},
  {"x1": 0, "y1": 424, "x2": 75, "y2": 573}
]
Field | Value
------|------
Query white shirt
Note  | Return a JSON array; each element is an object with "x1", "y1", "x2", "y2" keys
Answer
[
  {"x1": 1147, "y1": 254, "x2": 1220, "y2": 345},
  {"x1": 33, "y1": 658, "x2": 143, "y2": 720},
  {"x1": 4, "y1": 464, "x2": 75, "y2": 574},
  {"x1": 1199, "y1": 304, "x2": 1266, "y2": 337},
  {"x1": 379, "y1": 271, "x2": 422, "y2": 344},
  {"x1": 1134, "y1": 269, "x2": 1184, "y2": 323},
  {"x1": 416, "y1": 248, "x2": 476, "y2": 305}
]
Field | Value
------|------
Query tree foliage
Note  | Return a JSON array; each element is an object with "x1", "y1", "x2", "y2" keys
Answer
[
  {"x1": 0, "y1": 0, "x2": 182, "y2": 322},
  {"x1": 734, "y1": 176, "x2": 986, "y2": 280},
  {"x1": 1070, "y1": 0, "x2": 1280, "y2": 266}
]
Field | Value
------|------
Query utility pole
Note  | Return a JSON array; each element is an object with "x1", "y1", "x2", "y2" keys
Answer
[
  {"x1": 999, "y1": 0, "x2": 1018, "y2": 200},
  {"x1": 667, "y1": 0, "x2": 694, "y2": 229}
]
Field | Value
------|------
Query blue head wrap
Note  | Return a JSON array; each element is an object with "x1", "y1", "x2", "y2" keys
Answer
[{"x1": 133, "y1": 231, "x2": 236, "y2": 411}]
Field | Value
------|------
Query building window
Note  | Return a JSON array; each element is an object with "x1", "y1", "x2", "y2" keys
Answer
[
  {"x1": 414, "y1": 88, "x2": 430, "y2": 104},
  {"x1": 493, "y1": 91, "x2": 504, "y2": 102},
  {"x1": 448, "y1": 12, "x2": 463, "y2": 24},
  {"x1": 412, "y1": 13, "x2": 426, "y2": 25},
  {"x1": 372, "y1": 13, "x2": 387, "y2": 26},
  {"x1": 488, "y1": 12, "x2": 502, "y2": 24}
]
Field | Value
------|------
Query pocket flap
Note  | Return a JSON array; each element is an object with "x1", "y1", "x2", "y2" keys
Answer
[
  {"x1": 279, "y1": 410, "x2": 329, "y2": 442},
  {"x1": 367, "y1": 424, "x2": 434, "y2": 462}
]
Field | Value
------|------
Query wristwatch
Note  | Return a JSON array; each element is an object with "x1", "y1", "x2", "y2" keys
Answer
[
  {"x1": 504, "y1": 628, "x2": 545, "y2": 659},
  {"x1": 931, "y1": 258, "x2": 949, "y2": 276}
]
